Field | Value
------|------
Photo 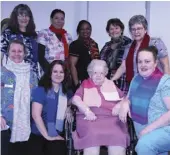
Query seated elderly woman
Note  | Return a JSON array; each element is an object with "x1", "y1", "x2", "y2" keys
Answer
[
  {"x1": 72, "y1": 59, "x2": 129, "y2": 155},
  {"x1": 117, "y1": 46, "x2": 170, "y2": 155}
]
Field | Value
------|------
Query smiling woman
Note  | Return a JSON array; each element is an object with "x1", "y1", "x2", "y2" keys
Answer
[
  {"x1": 37, "y1": 9, "x2": 72, "y2": 74},
  {"x1": 69, "y1": 20, "x2": 100, "y2": 92},
  {"x1": 1, "y1": 4, "x2": 39, "y2": 77},
  {"x1": 112, "y1": 15, "x2": 170, "y2": 89},
  {"x1": 29, "y1": 60, "x2": 71, "y2": 155},
  {"x1": 118, "y1": 46, "x2": 170, "y2": 155},
  {"x1": 1, "y1": 39, "x2": 38, "y2": 155}
]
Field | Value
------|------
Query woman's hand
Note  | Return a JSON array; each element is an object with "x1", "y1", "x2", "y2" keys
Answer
[
  {"x1": 119, "y1": 99, "x2": 131, "y2": 123},
  {"x1": 65, "y1": 106, "x2": 74, "y2": 123},
  {"x1": 45, "y1": 135, "x2": 64, "y2": 141},
  {"x1": 0, "y1": 116, "x2": 7, "y2": 130},
  {"x1": 112, "y1": 103, "x2": 121, "y2": 116},
  {"x1": 84, "y1": 108, "x2": 97, "y2": 121}
]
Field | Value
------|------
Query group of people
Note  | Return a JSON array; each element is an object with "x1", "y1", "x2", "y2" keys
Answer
[{"x1": 1, "y1": 3, "x2": 170, "y2": 155}]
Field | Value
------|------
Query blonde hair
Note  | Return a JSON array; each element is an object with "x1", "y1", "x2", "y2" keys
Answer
[{"x1": 87, "y1": 59, "x2": 108, "y2": 76}]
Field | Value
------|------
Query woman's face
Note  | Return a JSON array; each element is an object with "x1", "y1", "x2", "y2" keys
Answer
[
  {"x1": 51, "y1": 64, "x2": 65, "y2": 85},
  {"x1": 79, "y1": 23, "x2": 91, "y2": 39},
  {"x1": 17, "y1": 13, "x2": 30, "y2": 30},
  {"x1": 51, "y1": 12, "x2": 65, "y2": 29},
  {"x1": 108, "y1": 24, "x2": 122, "y2": 38},
  {"x1": 130, "y1": 23, "x2": 146, "y2": 42},
  {"x1": 8, "y1": 43, "x2": 25, "y2": 63},
  {"x1": 90, "y1": 65, "x2": 105, "y2": 85},
  {"x1": 137, "y1": 51, "x2": 157, "y2": 78}
]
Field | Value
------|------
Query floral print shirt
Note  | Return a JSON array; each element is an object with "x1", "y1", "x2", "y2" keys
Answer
[{"x1": 37, "y1": 28, "x2": 72, "y2": 63}]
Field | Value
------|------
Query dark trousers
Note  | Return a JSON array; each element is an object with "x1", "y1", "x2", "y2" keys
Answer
[
  {"x1": 28, "y1": 133, "x2": 67, "y2": 155},
  {"x1": 1, "y1": 130, "x2": 30, "y2": 155}
]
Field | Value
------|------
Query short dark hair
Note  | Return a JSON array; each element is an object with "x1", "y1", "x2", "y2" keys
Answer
[
  {"x1": 38, "y1": 60, "x2": 71, "y2": 94},
  {"x1": 76, "y1": 20, "x2": 92, "y2": 35},
  {"x1": 7, "y1": 39, "x2": 27, "y2": 55},
  {"x1": 138, "y1": 46, "x2": 158, "y2": 62},
  {"x1": 50, "y1": 9, "x2": 65, "y2": 19},
  {"x1": 8, "y1": 4, "x2": 37, "y2": 37},
  {"x1": 106, "y1": 18, "x2": 124, "y2": 34}
]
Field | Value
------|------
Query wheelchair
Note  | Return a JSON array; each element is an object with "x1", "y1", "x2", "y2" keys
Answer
[{"x1": 65, "y1": 106, "x2": 137, "y2": 155}]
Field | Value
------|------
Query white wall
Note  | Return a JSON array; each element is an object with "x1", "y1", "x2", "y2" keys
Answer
[
  {"x1": 1, "y1": 1, "x2": 170, "y2": 59},
  {"x1": 88, "y1": 1, "x2": 146, "y2": 50},
  {"x1": 149, "y1": 1, "x2": 170, "y2": 61}
]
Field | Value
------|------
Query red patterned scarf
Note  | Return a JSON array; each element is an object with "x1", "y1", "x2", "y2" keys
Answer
[
  {"x1": 83, "y1": 38, "x2": 100, "y2": 59},
  {"x1": 49, "y1": 25, "x2": 69, "y2": 59},
  {"x1": 126, "y1": 33, "x2": 150, "y2": 83}
]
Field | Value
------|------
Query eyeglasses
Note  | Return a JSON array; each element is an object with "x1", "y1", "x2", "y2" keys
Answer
[{"x1": 131, "y1": 27, "x2": 144, "y2": 33}]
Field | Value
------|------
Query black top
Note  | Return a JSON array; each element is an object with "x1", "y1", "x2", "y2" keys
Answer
[{"x1": 69, "y1": 39, "x2": 98, "y2": 82}]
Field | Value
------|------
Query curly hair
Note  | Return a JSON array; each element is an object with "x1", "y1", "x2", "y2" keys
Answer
[
  {"x1": 38, "y1": 60, "x2": 71, "y2": 94},
  {"x1": 8, "y1": 4, "x2": 37, "y2": 37}
]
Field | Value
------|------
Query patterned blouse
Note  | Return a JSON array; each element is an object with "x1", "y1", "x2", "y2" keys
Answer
[
  {"x1": 1, "y1": 28, "x2": 39, "y2": 75},
  {"x1": 37, "y1": 28, "x2": 72, "y2": 63},
  {"x1": 100, "y1": 36, "x2": 132, "y2": 94}
]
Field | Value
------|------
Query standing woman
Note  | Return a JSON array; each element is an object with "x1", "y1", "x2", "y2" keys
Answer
[
  {"x1": 37, "y1": 9, "x2": 72, "y2": 73},
  {"x1": 30, "y1": 60, "x2": 71, "y2": 155},
  {"x1": 112, "y1": 15, "x2": 170, "y2": 84},
  {"x1": 69, "y1": 20, "x2": 100, "y2": 91},
  {"x1": 1, "y1": 40, "x2": 37, "y2": 155},
  {"x1": 1, "y1": 4, "x2": 39, "y2": 76},
  {"x1": 100, "y1": 18, "x2": 131, "y2": 94}
]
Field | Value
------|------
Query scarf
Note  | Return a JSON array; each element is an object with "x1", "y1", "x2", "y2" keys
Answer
[
  {"x1": 49, "y1": 25, "x2": 69, "y2": 59},
  {"x1": 46, "y1": 85, "x2": 67, "y2": 136},
  {"x1": 126, "y1": 33, "x2": 150, "y2": 83},
  {"x1": 82, "y1": 37, "x2": 100, "y2": 59},
  {"x1": 129, "y1": 68, "x2": 163, "y2": 125},
  {"x1": 4, "y1": 58, "x2": 31, "y2": 142},
  {"x1": 82, "y1": 78, "x2": 121, "y2": 107}
]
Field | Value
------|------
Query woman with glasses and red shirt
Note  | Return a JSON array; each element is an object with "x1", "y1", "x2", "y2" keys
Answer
[{"x1": 111, "y1": 15, "x2": 170, "y2": 86}]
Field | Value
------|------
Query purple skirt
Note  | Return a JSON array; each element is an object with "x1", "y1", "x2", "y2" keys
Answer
[{"x1": 72, "y1": 107, "x2": 129, "y2": 149}]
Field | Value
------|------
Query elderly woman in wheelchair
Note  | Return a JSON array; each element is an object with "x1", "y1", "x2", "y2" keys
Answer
[{"x1": 71, "y1": 59, "x2": 129, "y2": 155}]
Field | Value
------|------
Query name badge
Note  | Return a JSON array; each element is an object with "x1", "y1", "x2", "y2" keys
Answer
[{"x1": 4, "y1": 84, "x2": 13, "y2": 88}]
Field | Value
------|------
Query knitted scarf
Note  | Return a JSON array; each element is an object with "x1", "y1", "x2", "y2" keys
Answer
[
  {"x1": 46, "y1": 85, "x2": 67, "y2": 136},
  {"x1": 126, "y1": 33, "x2": 150, "y2": 83},
  {"x1": 49, "y1": 25, "x2": 69, "y2": 59},
  {"x1": 129, "y1": 68, "x2": 163, "y2": 125},
  {"x1": 4, "y1": 58, "x2": 31, "y2": 142},
  {"x1": 83, "y1": 38, "x2": 100, "y2": 59},
  {"x1": 82, "y1": 78, "x2": 122, "y2": 107}
]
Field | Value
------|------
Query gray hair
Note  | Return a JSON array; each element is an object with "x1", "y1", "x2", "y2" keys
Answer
[
  {"x1": 129, "y1": 15, "x2": 148, "y2": 32},
  {"x1": 87, "y1": 59, "x2": 108, "y2": 76}
]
